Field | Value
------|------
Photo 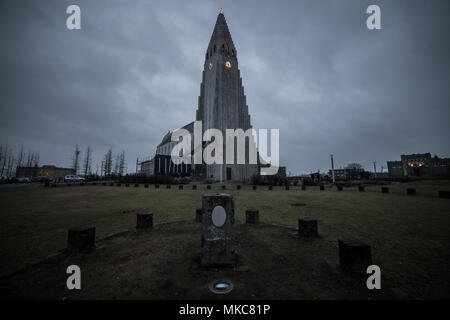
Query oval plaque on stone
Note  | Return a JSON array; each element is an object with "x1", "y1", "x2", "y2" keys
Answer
[{"x1": 212, "y1": 205, "x2": 226, "y2": 227}]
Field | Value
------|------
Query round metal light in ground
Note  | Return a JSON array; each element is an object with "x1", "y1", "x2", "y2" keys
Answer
[{"x1": 209, "y1": 280, "x2": 234, "y2": 294}]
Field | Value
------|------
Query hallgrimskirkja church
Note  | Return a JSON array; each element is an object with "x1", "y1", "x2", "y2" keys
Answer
[{"x1": 139, "y1": 10, "x2": 258, "y2": 182}]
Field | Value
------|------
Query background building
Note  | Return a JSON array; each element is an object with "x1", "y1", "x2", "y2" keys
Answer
[
  {"x1": 387, "y1": 153, "x2": 450, "y2": 178},
  {"x1": 16, "y1": 165, "x2": 75, "y2": 182}
]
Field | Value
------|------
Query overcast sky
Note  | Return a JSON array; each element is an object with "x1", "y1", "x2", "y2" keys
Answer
[{"x1": 1, "y1": 0, "x2": 449, "y2": 175}]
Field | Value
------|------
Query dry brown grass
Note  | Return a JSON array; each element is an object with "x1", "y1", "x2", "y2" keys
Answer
[{"x1": 0, "y1": 180, "x2": 449, "y2": 299}]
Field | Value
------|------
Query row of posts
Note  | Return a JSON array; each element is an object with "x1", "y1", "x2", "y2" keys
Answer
[{"x1": 48, "y1": 181, "x2": 450, "y2": 198}]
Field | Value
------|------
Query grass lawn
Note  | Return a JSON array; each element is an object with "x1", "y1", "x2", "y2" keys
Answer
[{"x1": 0, "y1": 180, "x2": 449, "y2": 299}]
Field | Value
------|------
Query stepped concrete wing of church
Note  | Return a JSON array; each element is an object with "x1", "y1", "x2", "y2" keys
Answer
[{"x1": 148, "y1": 11, "x2": 258, "y2": 183}]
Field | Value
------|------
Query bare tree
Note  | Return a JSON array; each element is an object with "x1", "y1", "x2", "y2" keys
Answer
[
  {"x1": 118, "y1": 150, "x2": 126, "y2": 176},
  {"x1": 6, "y1": 153, "x2": 15, "y2": 177},
  {"x1": 0, "y1": 145, "x2": 6, "y2": 177},
  {"x1": 25, "y1": 151, "x2": 35, "y2": 167},
  {"x1": 83, "y1": 146, "x2": 92, "y2": 177},
  {"x1": 72, "y1": 144, "x2": 81, "y2": 175},
  {"x1": 104, "y1": 148, "x2": 113, "y2": 176},
  {"x1": 16, "y1": 145, "x2": 24, "y2": 168},
  {"x1": 114, "y1": 153, "x2": 120, "y2": 175},
  {"x1": 33, "y1": 153, "x2": 40, "y2": 167}
]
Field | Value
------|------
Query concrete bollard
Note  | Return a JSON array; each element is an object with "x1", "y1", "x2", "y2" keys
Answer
[
  {"x1": 320, "y1": 185, "x2": 324, "y2": 191},
  {"x1": 67, "y1": 227, "x2": 96, "y2": 253},
  {"x1": 117, "y1": 183, "x2": 121, "y2": 187},
  {"x1": 110, "y1": 183, "x2": 114, "y2": 186},
  {"x1": 92, "y1": 182, "x2": 96, "y2": 185},
  {"x1": 438, "y1": 190, "x2": 450, "y2": 199},
  {"x1": 245, "y1": 210, "x2": 259, "y2": 224},
  {"x1": 155, "y1": 184, "x2": 159, "y2": 189},
  {"x1": 51, "y1": 183, "x2": 57, "y2": 188},
  {"x1": 192, "y1": 185, "x2": 197, "y2": 190},
  {"x1": 44, "y1": 180, "x2": 50, "y2": 187},
  {"x1": 179, "y1": 185, "x2": 183, "y2": 190},
  {"x1": 125, "y1": 183, "x2": 129, "y2": 187},
  {"x1": 381, "y1": 187, "x2": 389, "y2": 193},
  {"x1": 337, "y1": 185, "x2": 343, "y2": 191},
  {"x1": 135, "y1": 184, "x2": 139, "y2": 188},
  {"x1": 338, "y1": 240, "x2": 372, "y2": 274},
  {"x1": 102, "y1": 182, "x2": 107, "y2": 186},
  {"x1": 237, "y1": 185, "x2": 241, "y2": 190},
  {"x1": 252, "y1": 185, "x2": 257, "y2": 190},
  {"x1": 66, "y1": 183, "x2": 71, "y2": 187},
  {"x1": 201, "y1": 193, "x2": 236, "y2": 266},
  {"x1": 285, "y1": 185, "x2": 290, "y2": 190},
  {"x1": 222, "y1": 185, "x2": 226, "y2": 190},
  {"x1": 358, "y1": 185, "x2": 365, "y2": 192},
  {"x1": 136, "y1": 213, "x2": 153, "y2": 230},
  {"x1": 406, "y1": 188, "x2": 416, "y2": 195},
  {"x1": 298, "y1": 218, "x2": 318, "y2": 237},
  {"x1": 207, "y1": 185, "x2": 211, "y2": 190},
  {"x1": 301, "y1": 185, "x2": 306, "y2": 190},
  {"x1": 195, "y1": 208, "x2": 202, "y2": 222},
  {"x1": 166, "y1": 185, "x2": 171, "y2": 189},
  {"x1": 144, "y1": 184, "x2": 149, "y2": 188},
  {"x1": 269, "y1": 185, "x2": 273, "y2": 190}
]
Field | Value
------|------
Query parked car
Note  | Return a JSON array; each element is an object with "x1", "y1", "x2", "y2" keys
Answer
[
  {"x1": 64, "y1": 175, "x2": 86, "y2": 183},
  {"x1": 31, "y1": 176, "x2": 48, "y2": 183},
  {"x1": 16, "y1": 176, "x2": 31, "y2": 183}
]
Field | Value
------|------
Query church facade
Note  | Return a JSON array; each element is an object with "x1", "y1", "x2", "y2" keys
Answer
[
  {"x1": 141, "y1": 11, "x2": 258, "y2": 182},
  {"x1": 194, "y1": 11, "x2": 258, "y2": 182}
]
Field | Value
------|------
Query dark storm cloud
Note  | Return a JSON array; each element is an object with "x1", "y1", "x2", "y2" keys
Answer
[{"x1": 0, "y1": 0, "x2": 449, "y2": 174}]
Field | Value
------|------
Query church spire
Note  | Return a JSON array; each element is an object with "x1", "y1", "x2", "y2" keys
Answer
[{"x1": 207, "y1": 9, "x2": 235, "y2": 55}]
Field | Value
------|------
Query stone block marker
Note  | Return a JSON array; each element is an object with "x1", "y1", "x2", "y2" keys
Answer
[
  {"x1": 66, "y1": 183, "x2": 71, "y2": 187},
  {"x1": 237, "y1": 185, "x2": 241, "y2": 190},
  {"x1": 110, "y1": 183, "x2": 114, "y2": 186},
  {"x1": 269, "y1": 185, "x2": 273, "y2": 190},
  {"x1": 222, "y1": 185, "x2": 226, "y2": 190},
  {"x1": 135, "y1": 184, "x2": 139, "y2": 188},
  {"x1": 320, "y1": 185, "x2": 324, "y2": 191},
  {"x1": 144, "y1": 184, "x2": 149, "y2": 188},
  {"x1": 102, "y1": 182, "x2": 107, "y2": 186},
  {"x1": 252, "y1": 185, "x2": 257, "y2": 190},
  {"x1": 245, "y1": 210, "x2": 259, "y2": 224},
  {"x1": 381, "y1": 187, "x2": 389, "y2": 193},
  {"x1": 51, "y1": 183, "x2": 57, "y2": 188},
  {"x1": 207, "y1": 185, "x2": 211, "y2": 190},
  {"x1": 285, "y1": 185, "x2": 290, "y2": 190},
  {"x1": 338, "y1": 240, "x2": 372, "y2": 274},
  {"x1": 337, "y1": 185, "x2": 343, "y2": 191},
  {"x1": 67, "y1": 226, "x2": 96, "y2": 253},
  {"x1": 358, "y1": 185, "x2": 365, "y2": 192},
  {"x1": 438, "y1": 190, "x2": 450, "y2": 199},
  {"x1": 298, "y1": 218, "x2": 318, "y2": 237},
  {"x1": 192, "y1": 185, "x2": 197, "y2": 190},
  {"x1": 155, "y1": 184, "x2": 159, "y2": 189},
  {"x1": 117, "y1": 183, "x2": 121, "y2": 187},
  {"x1": 201, "y1": 193, "x2": 236, "y2": 266},
  {"x1": 406, "y1": 188, "x2": 416, "y2": 195},
  {"x1": 179, "y1": 185, "x2": 183, "y2": 190},
  {"x1": 125, "y1": 183, "x2": 129, "y2": 187},
  {"x1": 44, "y1": 180, "x2": 50, "y2": 187},
  {"x1": 301, "y1": 185, "x2": 306, "y2": 190},
  {"x1": 166, "y1": 184, "x2": 171, "y2": 189},
  {"x1": 136, "y1": 213, "x2": 153, "y2": 230},
  {"x1": 196, "y1": 208, "x2": 202, "y2": 222}
]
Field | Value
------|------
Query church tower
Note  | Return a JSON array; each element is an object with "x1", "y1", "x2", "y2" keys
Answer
[{"x1": 195, "y1": 10, "x2": 257, "y2": 182}]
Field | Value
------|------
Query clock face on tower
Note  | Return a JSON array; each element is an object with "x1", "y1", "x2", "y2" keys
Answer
[
  {"x1": 209, "y1": 63, "x2": 213, "y2": 70},
  {"x1": 225, "y1": 61, "x2": 231, "y2": 69}
]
